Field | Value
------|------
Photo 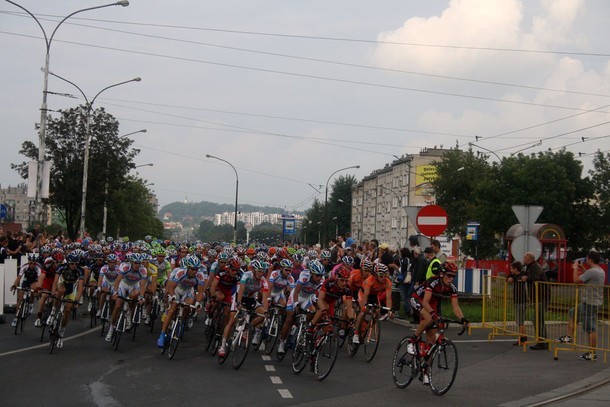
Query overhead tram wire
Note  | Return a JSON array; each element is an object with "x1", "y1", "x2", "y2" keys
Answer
[
  {"x1": 0, "y1": 30, "x2": 602, "y2": 114},
  {"x1": 4, "y1": 11, "x2": 609, "y2": 100},
  {"x1": 548, "y1": 134, "x2": 610, "y2": 152},
  {"x1": 2, "y1": 10, "x2": 609, "y2": 58}
]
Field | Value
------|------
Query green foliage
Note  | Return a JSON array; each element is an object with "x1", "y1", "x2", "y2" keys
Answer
[
  {"x1": 11, "y1": 105, "x2": 162, "y2": 240},
  {"x1": 434, "y1": 149, "x2": 597, "y2": 258},
  {"x1": 591, "y1": 151, "x2": 610, "y2": 253},
  {"x1": 194, "y1": 220, "x2": 282, "y2": 244}
]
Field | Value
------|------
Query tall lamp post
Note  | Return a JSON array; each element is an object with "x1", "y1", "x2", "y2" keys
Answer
[
  {"x1": 206, "y1": 154, "x2": 239, "y2": 245},
  {"x1": 324, "y1": 165, "x2": 360, "y2": 245},
  {"x1": 5, "y1": 0, "x2": 130, "y2": 226},
  {"x1": 48, "y1": 71, "x2": 141, "y2": 238}
]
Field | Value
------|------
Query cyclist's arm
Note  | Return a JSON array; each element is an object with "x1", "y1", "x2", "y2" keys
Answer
[
  {"x1": 113, "y1": 274, "x2": 123, "y2": 293},
  {"x1": 261, "y1": 290, "x2": 270, "y2": 313},
  {"x1": 385, "y1": 280, "x2": 393, "y2": 311},
  {"x1": 236, "y1": 281, "x2": 246, "y2": 304},
  {"x1": 344, "y1": 297, "x2": 354, "y2": 319},
  {"x1": 360, "y1": 284, "x2": 370, "y2": 309},
  {"x1": 75, "y1": 278, "x2": 84, "y2": 302},
  {"x1": 51, "y1": 273, "x2": 59, "y2": 294},
  {"x1": 421, "y1": 289, "x2": 435, "y2": 314},
  {"x1": 210, "y1": 277, "x2": 219, "y2": 298},
  {"x1": 291, "y1": 283, "x2": 302, "y2": 303},
  {"x1": 450, "y1": 296, "x2": 466, "y2": 322},
  {"x1": 165, "y1": 280, "x2": 178, "y2": 298},
  {"x1": 316, "y1": 290, "x2": 329, "y2": 312}
]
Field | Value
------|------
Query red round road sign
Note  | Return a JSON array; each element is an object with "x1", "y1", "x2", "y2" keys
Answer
[{"x1": 416, "y1": 205, "x2": 448, "y2": 236}]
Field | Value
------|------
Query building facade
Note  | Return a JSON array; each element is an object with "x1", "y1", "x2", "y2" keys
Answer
[{"x1": 351, "y1": 148, "x2": 450, "y2": 247}]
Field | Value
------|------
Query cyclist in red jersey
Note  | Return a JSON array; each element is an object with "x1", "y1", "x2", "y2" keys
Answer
[
  {"x1": 408, "y1": 262, "x2": 468, "y2": 355},
  {"x1": 308, "y1": 266, "x2": 354, "y2": 331}
]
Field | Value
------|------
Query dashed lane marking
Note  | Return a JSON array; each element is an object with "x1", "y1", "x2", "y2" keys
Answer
[
  {"x1": 270, "y1": 376, "x2": 283, "y2": 384},
  {"x1": 278, "y1": 389, "x2": 293, "y2": 399},
  {"x1": 261, "y1": 355, "x2": 272, "y2": 361},
  {"x1": 265, "y1": 364, "x2": 276, "y2": 372}
]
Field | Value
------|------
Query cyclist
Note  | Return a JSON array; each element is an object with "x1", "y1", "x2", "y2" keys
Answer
[
  {"x1": 105, "y1": 253, "x2": 147, "y2": 342},
  {"x1": 320, "y1": 250, "x2": 334, "y2": 275},
  {"x1": 11, "y1": 253, "x2": 42, "y2": 327},
  {"x1": 141, "y1": 253, "x2": 158, "y2": 324},
  {"x1": 96, "y1": 253, "x2": 120, "y2": 317},
  {"x1": 50, "y1": 252, "x2": 85, "y2": 348},
  {"x1": 291, "y1": 253, "x2": 305, "y2": 281},
  {"x1": 352, "y1": 263, "x2": 393, "y2": 344},
  {"x1": 152, "y1": 247, "x2": 171, "y2": 286},
  {"x1": 86, "y1": 252, "x2": 105, "y2": 313},
  {"x1": 408, "y1": 262, "x2": 468, "y2": 384},
  {"x1": 277, "y1": 258, "x2": 326, "y2": 355},
  {"x1": 157, "y1": 255, "x2": 206, "y2": 348},
  {"x1": 308, "y1": 266, "x2": 355, "y2": 333},
  {"x1": 35, "y1": 255, "x2": 60, "y2": 327},
  {"x1": 208, "y1": 256, "x2": 242, "y2": 332},
  {"x1": 217, "y1": 259, "x2": 269, "y2": 357}
]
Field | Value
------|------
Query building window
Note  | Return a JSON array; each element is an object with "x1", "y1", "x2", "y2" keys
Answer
[
  {"x1": 392, "y1": 196, "x2": 398, "y2": 208},
  {"x1": 392, "y1": 218, "x2": 397, "y2": 229}
]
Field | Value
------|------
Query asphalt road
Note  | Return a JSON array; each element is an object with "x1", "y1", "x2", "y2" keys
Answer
[{"x1": 0, "y1": 311, "x2": 607, "y2": 407}]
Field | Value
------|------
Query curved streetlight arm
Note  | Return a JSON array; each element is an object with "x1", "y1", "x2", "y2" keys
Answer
[
  {"x1": 120, "y1": 129, "x2": 147, "y2": 138},
  {"x1": 325, "y1": 165, "x2": 360, "y2": 193},
  {"x1": 91, "y1": 77, "x2": 141, "y2": 106},
  {"x1": 324, "y1": 165, "x2": 360, "y2": 244},
  {"x1": 206, "y1": 154, "x2": 239, "y2": 244},
  {"x1": 5, "y1": 1, "x2": 129, "y2": 52},
  {"x1": 48, "y1": 70, "x2": 89, "y2": 105},
  {"x1": 468, "y1": 142, "x2": 502, "y2": 162}
]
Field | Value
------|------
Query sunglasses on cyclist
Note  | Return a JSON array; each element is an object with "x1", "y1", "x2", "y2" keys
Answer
[
  {"x1": 68, "y1": 262, "x2": 78, "y2": 266},
  {"x1": 445, "y1": 273, "x2": 456, "y2": 279}
]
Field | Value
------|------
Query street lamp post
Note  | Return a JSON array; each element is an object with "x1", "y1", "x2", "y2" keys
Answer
[
  {"x1": 48, "y1": 71, "x2": 141, "y2": 238},
  {"x1": 324, "y1": 165, "x2": 360, "y2": 245},
  {"x1": 206, "y1": 154, "x2": 239, "y2": 245},
  {"x1": 5, "y1": 0, "x2": 130, "y2": 226}
]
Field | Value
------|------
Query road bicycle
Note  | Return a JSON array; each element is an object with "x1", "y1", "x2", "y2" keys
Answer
[
  {"x1": 227, "y1": 305, "x2": 265, "y2": 369},
  {"x1": 110, "y1": 296, "x2": 141, "y2": 351},
  {"x1": 48, "y1": 297, "x2": 78, "y2": 354},
  {"x1": 392, "y1": 318, "x2": 466, "y2": 396},
  {"x1": 13, "y1": 287, "x2": 35, "y2": 335},
  {"x1": 99, "y1": 293, "x2": 112, "y2": 337},
  {"x1": 203, "y1": 301, "x2": 229, "y2": 355},
  {"x1": 259, "y1": 303, "x2": 285, "y2": 354},
  {"x1": 292, "y1": 313, "x2": 340, "y2": 381},
  {"x1": 160, "y1": 300, "x2": 198, "y2": 360},
  {"x1": 89, "y1": 289, "x2": 99, "y2": 329},
  {"x1": 147, "y1": 287, "x2": 165, "y2": 333},
  {"x1": 39, "y1": 290, "x2": 54, "y2": 342},
  {"x1": 347, "y1": 303, "x2": 390, "y2": 362}
]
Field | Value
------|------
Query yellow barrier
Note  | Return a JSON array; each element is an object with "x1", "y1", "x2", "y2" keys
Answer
[{"x1": 481, "y1": 276, "x2": 609, "y2": 362}]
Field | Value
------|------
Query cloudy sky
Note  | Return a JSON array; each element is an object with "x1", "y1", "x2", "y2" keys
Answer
[{"x1": 1, "y1": 0, "x2": 609, "y2": 212}]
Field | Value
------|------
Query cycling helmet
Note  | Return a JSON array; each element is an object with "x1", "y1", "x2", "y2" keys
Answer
[
  {"x1": 320, "y1": 250, "x2": 331, "y2": 259},
  {"x1": 66, "y1": 253, "x2": 80, "y2": 263},
  {"x1": 246, "y1": 247, "x2": 256, "y2": 256},
  {"x1": 268, "y1": 247, "x2": 277, "y2": 256},
  {"x1": 286, "y1": 247, "x2": 296, "y2": 256},
  {"x1": 442, "y1": 262, "x2": 458, "y2": 274},
  {"x1": 293, "y1": 253, "x2": 304, "y2": 263},
  {"x1": 107, "y1": 236, "x2": 114, "y2": 243},
  {"x1": 179, "y1": 257, "x2": 188, "y2": 268},
  {"x1": 40, "y1": 245, "x2": 52, "y2": 254},
  {"x1": 308, "y1": 259, "x2": 326, "y2": 276},
  {"x1": 144, "y1": 235, "x2": 152, "y2": 242},
  {"x1": 335, "y1": 266, "x2": 350, "y2": 279},
  {"x1": 44, "y1": 257, "x2": 54, "y2": 267},
  {"x1": 27, "y1": 253, "x2": 39, "y2": 262},
  {"x1": 361, "y1": 258, "x2": 374, "y2": 272},
  {"x1": 185, "y1": 255, "x2": 202, "y2": 269},
  {"x1": 307, "y1": 250, "x2": 318, "y2": 259},
  {"x1": 207, "y1": 249, "x2": 217, "y2": 259},
  {"x1": 142, "y1": 253, "x2": 153, "y2": 262},
  {"x1": 52, "y1": 251, "x2": 65, "y2": 262},
  {"x1": 250, "y1": 259, "x2": 263, "y2": 271},
  {"x1": 341, "y1": 255, "x2": 354, "y2": 266},
  {"x1": 218, "y1": 252, "x2": 230, "y2": 261},
  {"x1": 374, "y1": 263, "x2": 389, "y2": 277},
  {"x1": 229, "y1": 257, "x2": 242, "y2": 270},
  {"x1": 256, "y1": 251, "x2": 270, "y2": 262},
  {"x1": 236, "y1": 246, "x2": 246, "y2": 256},
  {"x1": 107, "y1": 253, "x2": 119, "y2": 262},
  {"x1": 279, "y1": 259, "x2": 293, "y2": 269},
  {"x1": 223, "y1": 247, "x2": 234, "y2": 256}
]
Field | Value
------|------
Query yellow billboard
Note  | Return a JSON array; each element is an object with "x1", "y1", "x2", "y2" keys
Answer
[{"x1": 415, "y1": 165, "x2": 437, "y2": 197}]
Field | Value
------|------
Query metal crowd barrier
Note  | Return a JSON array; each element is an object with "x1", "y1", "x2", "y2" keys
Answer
[{"x1": 481, "y1": 275, "x2": 609, "y2": 362}]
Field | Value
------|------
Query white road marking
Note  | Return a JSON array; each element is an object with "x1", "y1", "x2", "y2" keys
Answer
[
  {"x1": 0, "y1": 326, "x2": 100, "y2": 357},
  {"x1": 270, "y1": 376, "x2": 283, "y2": 384},
  {"x1": 261, "y1": 355, "x2": 272, "y2": 361},
  {"x1": 278, "y1": 389, "x2": 293, "y2": 399},
  {"x1": 265, "y1": 364, "x2": 276, "y2": 372}
]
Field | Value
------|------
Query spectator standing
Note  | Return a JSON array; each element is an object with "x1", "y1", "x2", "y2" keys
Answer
[
  {"x1": 431, "y1": 239, "x2": 447, "y2": 263},
  {"x1": 425, "y1": 247, "x2": 442, "y2": 279},
  {"x1": 507, "y1": 261, "x2": 528, "y2": 345},
  {"x1": 556, "y1": 250, "x2": 606, "y2": 361},
  {"x1": 345, "y1": 232, "x2": 355, "y2": 247},
  {"x1": 0, "y1": 236, "x2": 8, "y2": 264},
  {"x1": 524, "y1": 252, "x2": 549, "y2": 350},
  {"x1": 398, "y1": 247, "x2": 412, "y2": 317}
]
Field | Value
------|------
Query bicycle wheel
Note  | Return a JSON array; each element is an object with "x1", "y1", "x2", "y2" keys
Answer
[
  {"x1": 363, "y1": 318, "x2": 381, "y2": 362},
  {"x1": 347, "y1": 326, "x2": 360, "y2": 357},
  {"x1": 149, "y1": 299, "x2": 159, "y2": 333},
  {"x1": 203, "y1": 323, "x2": 215, "y2": 352},
  {"x1": 428, "y1": 339, "x2": 458, "y2": 396},
  {"x1": 131, "y1": 310, "x2": 140, "y2": 341},
  {"x1": 264, "y1": 315, "x2": 280, "y2": 355},
  {"x1": 253, "y1": 317, "x2": 268, "y2": 352},
  {"x1": 314, "y1": 331, "x2": 339, "y2": 381},
  {"x1": 291, "y1": 332, "x2": 308, "y2": 374},
  {"x1": 90, "y1": 300, "x2": 98, "y2": 328},
  {"x1": 14, "y1": 301, "x2": 24, "y2": 335},
  {"x1": 232, "y1": 323, "x2": 253, "y2": 370},
  {"x1": 392, "y1": 336, "x2": 418, "y2": 389},
  {"x1": 49, "y1": 312, "x2": 62, "y2": 354},
  {"x1": 113, "y1": 313, "x2": 124, "y2": 351},
  {"x1": 168, "y1": 320, "x2": 183, "y2": 360}
]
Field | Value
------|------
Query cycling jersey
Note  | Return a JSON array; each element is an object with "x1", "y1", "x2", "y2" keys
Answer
[
  {"x1": 145, "y1": 263, "x2": 158, "y2": 284},
  {"x1": 56, "y1": 264, "x2": 84, "y2": 296},
  {"x1": 18, "y1": 263, "x2": 42, "y2": 288},
  {"x1": 362, "y1": 275, "x2": 392, "y2": 296},
  {"x1": 287, "y1": 270, "x2": 324, "y2": 311},
  {"x1": 153, "y1": 258, "x2": 171, "y2": 284},
  {"x1": 215, "y1": 270, "x2": 241, "y2": 303},
  {"x1": 169, "y1": 267, "x2": 207, "y2": 291},
  {"x1": 117, "y1": 263, "x2": 147, "y2": 285},
  {"x1": 100, "y1": 264, "x2": 120, "y2": 292},
  {"x1": 320, "y1": 277, "x2": 353, "y2": 304},
  {"x1": 411, "y1": 276, "x2": 457, "y2": 312},
  {"x1": 239, "y1": 271, "x2": 269, "y2": 298},
  {"x1": 348, "y1": 269, "x2": 365, "y2": 294},
  {"x1": 268, "y1": 270, "x2": 296, "y2": 295}
]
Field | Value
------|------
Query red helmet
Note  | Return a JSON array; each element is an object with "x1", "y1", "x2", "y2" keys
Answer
[
  {"x1": 442, "y1": 262, "x2": 458, "y2": 274},
  {"x1": 229, "y1": 257, "x2": 242, "y2": 270},
  {"x1": 336, "y1": 266, "x2": 350, "y2": 280},
  {"x1": 246, "y1": 247, "x2": 256, "y2": 256}
]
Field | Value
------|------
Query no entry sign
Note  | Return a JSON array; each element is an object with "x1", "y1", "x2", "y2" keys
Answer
[{"x1": 416, "y1": 205, "x2": 448, "y2": 237}]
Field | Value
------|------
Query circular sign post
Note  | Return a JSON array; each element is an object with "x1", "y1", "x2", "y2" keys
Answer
[{"x1": 416, "y1": 205, "x2": 448, "y2": 237}]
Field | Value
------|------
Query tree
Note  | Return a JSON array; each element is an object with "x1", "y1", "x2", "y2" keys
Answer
[
  {"x1": 300, "y1": 199, "x2": 324, "y2": 245},
  {"x1": 590, "y1": 151, "x2": 610, "y2": 253},
  {"x1": 12, "y1": 106, "x2": 141, "y2": 240},
  {"x1": 326, "y1": 175, "x2": 358, "y2": 242},
  {"x1": 111, "y1": 176, "x2": 163, "y2": 240}
]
